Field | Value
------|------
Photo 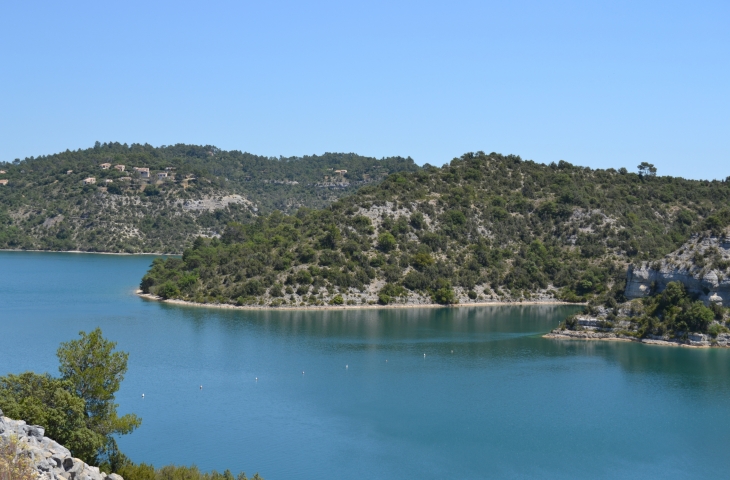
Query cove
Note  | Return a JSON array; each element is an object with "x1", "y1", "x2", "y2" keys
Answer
[{"x1": 2, "y1": 251, "x2": 730, "y2": 479}]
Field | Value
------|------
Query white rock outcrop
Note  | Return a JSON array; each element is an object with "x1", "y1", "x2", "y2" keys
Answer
[
  {"x1": 0, "y1": 410, "x2": 123, "y2": 480},
  {"x1": 625, "y1": 233, "x2": 730, "y2": 306}
]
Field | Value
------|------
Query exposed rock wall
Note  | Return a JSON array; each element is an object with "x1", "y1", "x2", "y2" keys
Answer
[
  {"x1": 0, "y1": 410, "x2": 122, "y2": 480},
  {"x1": 625, "y1": 233, "x2": 730, "y2": 306}
]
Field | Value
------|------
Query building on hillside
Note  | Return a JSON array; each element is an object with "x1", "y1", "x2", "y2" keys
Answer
[
  {"x1": 100, "y1": 163, "x2": 111, "y2": 169},
  {"x1": 0, "y1": 179, "x2": 8, "y2": 186},
  {"x1": 165, "y1": 167, "x2": 176, "y2": 171},
  {"x1": 66, "y1": 170, "x2": 73, "y2": 174},
  {"x1": 157, "y1": 172, "x2": 168, "y2": 180},
  {"x1": 104, "y1": 179, "x2": 113, "y2": 184},
  {"x1": 334, "y1": 169, "x2": 347, "y2": 176},
  {"x1": 114, "y1": 165, "x2": 125, "y2": 172},
  {"x1": 83, "y1": 177, "x2": 96, "y2": 185},
  {"x1": 0, "y1": 170, "x2": 6, "y2": 174},
  {"x1": 134, "y1": 167, "x2": 150, "y2": 178}
]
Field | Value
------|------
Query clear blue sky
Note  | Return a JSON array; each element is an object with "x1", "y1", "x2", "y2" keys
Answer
[{"x1": 1, "y1": 1, "x2": 728, "y2": 179}]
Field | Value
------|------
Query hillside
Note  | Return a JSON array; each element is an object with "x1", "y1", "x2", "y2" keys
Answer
[
  {"x1": 625, "y1": 229, "x2": 730, "y2": 304},
  {"x1": 546, "y1": 229, "x2": 730, "y2": 347},
  {"x1": 0, "y1": 143, "x2": 417, "y2": 253},
  {"x1": 139, "y1": 151, "x2": 730, "y2": 307}
]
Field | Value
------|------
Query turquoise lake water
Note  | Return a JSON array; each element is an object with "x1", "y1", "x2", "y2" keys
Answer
[{"x1": 2, "y1": 251, "x2": 730, "y2": 479}]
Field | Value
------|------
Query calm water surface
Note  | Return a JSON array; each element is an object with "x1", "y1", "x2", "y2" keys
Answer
[{"x1": 2, "y1": 252, "x2": 730, "y2": 479}]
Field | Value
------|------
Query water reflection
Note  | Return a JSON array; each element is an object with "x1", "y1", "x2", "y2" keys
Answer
[
  {"x1": 4, "y1": 252, "x2": 730, "y2": 478},
  {"x1": 156, "y1": 301, "x2": 730, "y2": 392},
  {"x1": 159, "y1": 302, "x2": 579, "y2": 340}
]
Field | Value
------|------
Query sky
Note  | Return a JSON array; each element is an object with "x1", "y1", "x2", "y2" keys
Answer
[{"x1": 1, "y1": 0, "x2": 728, "y2": 179}]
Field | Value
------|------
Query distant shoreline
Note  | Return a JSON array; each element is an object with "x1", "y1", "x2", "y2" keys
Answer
[
  {"x1": 543, "y1": 331, "x2": 729, "y2": 348},
  {"x1": 0, "y1": 248, "x2": 176, "y2": 256},
  {"x1": 136, "y1": 291, "x2": 581, "y2": 311}
]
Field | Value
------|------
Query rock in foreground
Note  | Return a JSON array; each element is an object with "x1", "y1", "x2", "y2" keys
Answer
[{"x1": 0, "y1": 410, "x2": 122, "y2": 480}]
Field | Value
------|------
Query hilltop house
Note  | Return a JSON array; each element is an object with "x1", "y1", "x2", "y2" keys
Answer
[
  {"x1": 0, "y1": 179, "x2": 8, "y2": 186},
  {"x1": 100, "y1": 163, "x2": 111, "y2": 169},
  {"x1": 114, "y1": 165, "x2": 125, "y2": 172},
  {"x1": 83, "y1": 177, "x2": 96, "y2": 185}
]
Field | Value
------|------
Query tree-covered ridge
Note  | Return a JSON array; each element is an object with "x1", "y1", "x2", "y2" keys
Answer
[
  {"x1": 0, "y1": 142, "x2": 418, "y2": 253},
  {"x1": 140, "y1": 152, "x2": 730, "y2": 307}
]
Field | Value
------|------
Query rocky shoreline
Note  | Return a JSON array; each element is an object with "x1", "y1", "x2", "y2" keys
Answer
[
  {"x1": 136, "y1": 290, "x2": 580, "y2": 311},
  {"x1": 544, "y1": 312, "x2": 730, "y2": 348},
  {"x1": 544, "y1": 329, "x2": 730, "y2": 348},
  {"x1": 0, "y1": 410, "x2": 123, "y2": 480}
]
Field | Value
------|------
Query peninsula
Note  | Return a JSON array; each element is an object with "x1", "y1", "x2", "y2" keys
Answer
[{"x1": 138, "y1": 152, "x2": 730, "y2": 309}]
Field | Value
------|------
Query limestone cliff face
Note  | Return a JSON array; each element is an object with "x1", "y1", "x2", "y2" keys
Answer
[
  {"x1": 0, "y1": 410, "x2": 123, "y2": 480},
  {"x1": 625, "y1": 232, "x2": 730, "y2": 306}
]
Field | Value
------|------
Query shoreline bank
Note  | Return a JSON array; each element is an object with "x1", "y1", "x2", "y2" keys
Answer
[
  {"x1": 0, "y1": 248, "x2": 175, "y2": 256},
  {"x1": 137, "y1": 291, "x2": 582, "y2": 312},
  {"x1": 543, "y1": 330, "x2": 730, "y2": 348}
]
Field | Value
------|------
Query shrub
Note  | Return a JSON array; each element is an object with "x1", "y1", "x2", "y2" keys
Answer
[
  {"x1": 411, "y1": 252, "x2": 434, "y2": 270},
  {"x1": 432, "y1": 287, "x2": 457, "y2": 305},
  {"x1": 330, "y1": 295, "x2": 344, "y2": 305},
  {"x1": 268, "y1": 284, "x2": 283, "y2": 297},
  {"x1": 377, "y1": 232, "x2": 397, "y2": 252},
  {"x1": 0, "y1": 435, "x2": 37, "y2": 480},
  {"x1": 157, "y1": 282, "x2": 180, "y2": 299}
]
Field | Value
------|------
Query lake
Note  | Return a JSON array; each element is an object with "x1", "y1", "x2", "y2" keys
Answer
[{"x1": 2, "y1": 251, "x2": 730, "y2": 479}]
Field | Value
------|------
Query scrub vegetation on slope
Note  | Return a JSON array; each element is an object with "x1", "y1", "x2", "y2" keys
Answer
[
  {"x1": 140, "y1": 151, "x2": 730, "y2": 307},
  {"x1": 0, "y1": 142, "x2": 417, "y2": 253}
]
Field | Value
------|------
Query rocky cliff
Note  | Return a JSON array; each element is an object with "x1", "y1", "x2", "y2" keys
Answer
[
  {"x1": 625, "y1": 231, "x2": 730, "y2": 305},
  {"x1": 0, "y1": 409, "x2": 122, "y2": 480}
]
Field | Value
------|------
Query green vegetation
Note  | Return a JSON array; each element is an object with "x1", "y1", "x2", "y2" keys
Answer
[
  {"x1": 0, "y1": 328, "x2": 137, "y2": 466},
  {"x1": 117, "y1": 464, "x2": 262, "y2": 480},
  {"x1": 0, "y1": 435, "x2": 37, "y2": 480},
  {"x1": 0, "y1": 142, "x2": 417, "y2": 253},
  {"x1": 140, "y1": 152, "x2": 730, "y2": 306},
  {"x1": 564, "y1": 281, "x2": 729, "y2": 339},
  {"x1": 0, "y1": 329, "x2": 262, "y2": 480}
]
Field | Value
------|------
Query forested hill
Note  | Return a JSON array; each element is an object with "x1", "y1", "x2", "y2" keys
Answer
[
  {"x1": 0, "y1": 142, "x2": 418, "y2": 253},
  {"x1": 141, "y1": 152, "x2": 730, "y2": 307}
]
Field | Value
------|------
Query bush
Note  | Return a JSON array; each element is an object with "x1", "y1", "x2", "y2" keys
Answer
[
  {"x1": 157, "y1": 281, "x2": 180, "y2": 299},
  {"x1": 708, "y1": 323, "x2": 725, "y2": 338},
  {"x1": 143, "y1": 185, "x2": 159, "y2": 196},
  {"x1": 432, "y1": 287, "x2": 457, "y2": 305},
  {"x1": 268, "y1": 284, "x2": 283, "y2": 297},
  {"x1": 0, "y1": 435, "x2": 37, "y2": 480},
  {"x1": 411, "y1": 252, "x2": 434, "y2": 270},
  {"x1": 377, "y1": 232, "x2": 397, "y2": 252}
]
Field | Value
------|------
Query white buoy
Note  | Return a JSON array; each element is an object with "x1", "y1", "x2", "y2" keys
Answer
[
  {"x1": 255, "y1": 377, "x2": 258, "y2": 382},
  {"x1": 346, "y1": 365, "x2": 349, "y2": 369},
  {"x1": 199, "y1": 385, "x2": 202, "y2": 390},
  {"x1": 424, "y1": 353, "x2": 426, "y2": 357},
  {"x1": 302, "y1": 371, "x2": 305, "y2": 375},
  {"x1": 141, "y1": 393, "x2": 145, "y2": 398},
  {"x1": 451, "y1": 350, "x2": 454, "y2": 354}
]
